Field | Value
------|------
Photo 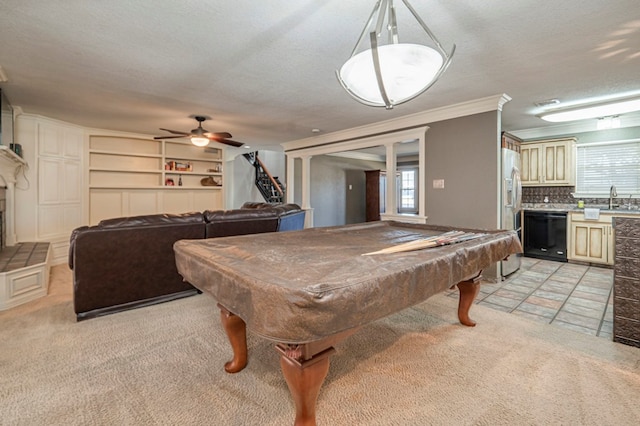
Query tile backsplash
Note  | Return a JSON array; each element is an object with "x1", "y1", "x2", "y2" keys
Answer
[
  {"x1": 522, "y1": 186, "x2": 575, "y2": 204},
  {"x1": 522, "y1": 186, "x2": 634, "y2": 206}
]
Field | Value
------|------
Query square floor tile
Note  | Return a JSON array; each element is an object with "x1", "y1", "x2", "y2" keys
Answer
[
  {"x1": 511, "y1": 310, "x2": 551, "y2": 324},
  {"x1": 554, "y1": 311, "x2": 601, "y2": 329},
  {"x1": 482, "y1": 294, "x2": 522, "y2": 310},
  {"x1": 570, "y1": 289, "x2": 609, "y2": 304},
  {"x1": 531, "y1": 289, "x2": 569, "y2": 302},
  {"x1": 514, "y1": 302, "x2": 558, "y2": 319},
  {"x1": 560, "y1": 302, "x2": 604, "y2": 320},
  {"x1": 524, "y1": 294, "x2": 565, "y2": 310},
  {"x1": 538, "y1": 279, "x2": 576, "y2": 295},
  {"x1": 552, "y1": 320, "x2": 598, "y2": 336}
]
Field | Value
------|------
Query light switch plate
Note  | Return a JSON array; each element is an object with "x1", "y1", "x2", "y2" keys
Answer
[{"x1": 433, "y1": 179, "x2": 445, "y2": 189}]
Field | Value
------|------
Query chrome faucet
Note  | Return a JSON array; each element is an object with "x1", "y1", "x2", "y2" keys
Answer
[{"x1": 609, "y1": 185, "x2": 617, "y2": 209}]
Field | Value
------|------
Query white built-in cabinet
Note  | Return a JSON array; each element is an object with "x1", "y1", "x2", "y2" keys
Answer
[
  {"x1": 521, "y1": 137, "x2": 576, "y2": 186},
  {"x1": 37, "y1": 122, "x2": 84, "y2": 241},
  {"x1": 88, "y1": 136, "x2": 225, "y2": 224}
]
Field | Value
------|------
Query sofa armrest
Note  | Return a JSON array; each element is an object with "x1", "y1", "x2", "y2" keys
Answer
[{"x1": 68, "y1": 226, "x2": 90, "y2": 269}]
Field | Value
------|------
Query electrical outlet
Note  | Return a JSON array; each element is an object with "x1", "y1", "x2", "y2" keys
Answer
[{"x1": 433, "y1": 179, "x2": 445, "y2": 189}]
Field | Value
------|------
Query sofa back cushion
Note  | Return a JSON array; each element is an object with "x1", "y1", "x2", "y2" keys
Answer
[
  {"x1": 204, "y1": 208, "x2": 279, "y2": 238},
  {"x1": 240, "y1": 201, "x2": 274, "y2": 209},
  {"x1": 98, "y1": 212, "x2": 204, "y2": 229}
]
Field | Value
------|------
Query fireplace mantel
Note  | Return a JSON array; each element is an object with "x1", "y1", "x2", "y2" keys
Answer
[{"x1": 0, "y1": 145, "x2": 26, "y2": 183}]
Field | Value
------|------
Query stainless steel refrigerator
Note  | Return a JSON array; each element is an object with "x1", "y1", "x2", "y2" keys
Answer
[{"x1": 501, "y1": 147, "x2": 522, "y2": 277}]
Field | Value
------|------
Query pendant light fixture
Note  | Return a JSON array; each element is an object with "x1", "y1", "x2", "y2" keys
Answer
[{"x1": 336, "y1": 0, "x2": 455, "y2": 109}]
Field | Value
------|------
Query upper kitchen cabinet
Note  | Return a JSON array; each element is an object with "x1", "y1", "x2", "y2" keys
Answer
[{"x1": 521, "y1": 137, "x2": 577, "y2": 186}]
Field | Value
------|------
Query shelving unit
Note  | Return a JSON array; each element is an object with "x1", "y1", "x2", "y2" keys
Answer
[
  {"x1": 88, "y1": 135, "x2": 225, "y2": 224},
  {"x1": 163, "y1": 140, "x2": 224, "y2": 188}
]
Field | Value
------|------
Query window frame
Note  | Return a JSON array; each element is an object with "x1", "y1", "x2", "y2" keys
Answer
[{"x1": 397, "y1": 166, "x2": 419, "y2": 214}]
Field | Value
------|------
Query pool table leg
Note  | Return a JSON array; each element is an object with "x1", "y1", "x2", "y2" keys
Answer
[
  {"x1": 456, "y1": 273, "x2": 482, "y2": 327},
  {"x1": 218, "y1": 304, "x2": 248, "y2": 373},
  {"x1": 277, "y1": 345, "x2": 335, "y2": 426},
  {"x1": 275, "y1": 328, "x2": 355, "y2": 426}
]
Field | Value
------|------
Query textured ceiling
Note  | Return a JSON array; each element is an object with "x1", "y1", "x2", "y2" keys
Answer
[{"x1": 1, "y1": 0, "x2": 639, "y2": 150}]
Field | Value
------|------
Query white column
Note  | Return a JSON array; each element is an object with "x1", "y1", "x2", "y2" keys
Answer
[
  {"x1": 300, "y1": 155, "x2": 313, "y2": 227},
  {"x1": 418, "y1": 128, "x2": 428, "y2": 218},
  {"x1": 285, "y1": 154, "x2": 295, "y2": 204},
  {"x1": 385, "y1": 143, "x2": 397, "y2": 217}
]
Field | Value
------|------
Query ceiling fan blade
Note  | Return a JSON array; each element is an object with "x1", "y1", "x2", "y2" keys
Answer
[
  {"x1": 209, "y1": 137, "x2": 244, "y2": 148},
  {"x1": 154, "y1": 135, "x2": 189, "y2": 140},
  {"x1": 205, "y1": 131, "x2": 232, "y2": 139},
  {"x1": 159, "y1": 128, "x2": 190, "y2": 136}
]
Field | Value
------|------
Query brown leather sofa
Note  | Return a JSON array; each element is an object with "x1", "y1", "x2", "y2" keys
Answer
[{"x1": 69, "y1": 203, "x2": 304, "y2": 321}]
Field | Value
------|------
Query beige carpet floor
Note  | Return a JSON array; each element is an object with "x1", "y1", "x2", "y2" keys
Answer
[{"x1": 1, "y1": 265, "x2": 639, "y2": 425}]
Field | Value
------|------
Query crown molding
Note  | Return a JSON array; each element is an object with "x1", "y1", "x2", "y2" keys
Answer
[{"x1": 281, "y1": 94, "x2": 511, "y2": 152}]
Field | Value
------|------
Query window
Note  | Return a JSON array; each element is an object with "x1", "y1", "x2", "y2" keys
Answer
[
  {"x1": 575, "y1": 138, "x2": 640, "y2": 196},
  {"x1": 398, "y1": 168, "x2": 418, "y2": 213}
]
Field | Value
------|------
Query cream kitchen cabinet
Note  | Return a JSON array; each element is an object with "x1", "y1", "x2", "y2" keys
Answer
[
  {"x1": 568, "y1": 212, "x2": 611, "y2": 265},
  {"x1": 568, "y1": 211, "x2": 639, "y2": 265},
  {"x1": 521, "y1": 138, "x2": 576, "y2": 186}
]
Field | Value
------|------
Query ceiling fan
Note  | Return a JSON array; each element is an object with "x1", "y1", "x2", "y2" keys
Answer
[{"x1": 154, "y1": 115, "x2": 244, "y2": 147}]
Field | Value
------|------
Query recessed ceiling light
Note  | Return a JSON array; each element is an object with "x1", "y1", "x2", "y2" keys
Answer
[
  {"x1": 534, "y1": 98, "x2": 560, "y2": 108},
  {"x1": 311, "y1": 128, "x2": 321, "y2": 133}
]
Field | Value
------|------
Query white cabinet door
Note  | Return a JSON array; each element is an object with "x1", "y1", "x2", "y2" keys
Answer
[{"x1": 38, "y1": 158, "x2": 62, "y2": 204}]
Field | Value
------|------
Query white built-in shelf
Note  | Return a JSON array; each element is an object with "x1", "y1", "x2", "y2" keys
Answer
[
  {"x1": 89, "y1": 149, "x2": 163, "y2": 159},
  {"x1": 89, "y1": 167, "x2": 162, "y2": 174},
  {"x1": 91, "y1": 185, "x2": 222, "y2": 190},
  {"x1": 164, "y1": 171, "x2": 223, "y2": 176}
]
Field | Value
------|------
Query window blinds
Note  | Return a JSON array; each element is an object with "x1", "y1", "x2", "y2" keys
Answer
[{"x1": 576, "y1": 139, "x2": 640, "y2": 195}]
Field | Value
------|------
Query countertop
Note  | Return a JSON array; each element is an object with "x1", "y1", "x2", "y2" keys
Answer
[{"x1": 522, "y1": 203, "x2": 640, "y2": 215}]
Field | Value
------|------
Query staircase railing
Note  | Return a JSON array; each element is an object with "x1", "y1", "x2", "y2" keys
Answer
[{"x1": 243, "y1": 152, "x2": 285, "y2": 204}]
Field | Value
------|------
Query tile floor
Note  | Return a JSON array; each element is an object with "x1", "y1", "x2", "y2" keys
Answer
[{"x1": 447, "y1": 256, "x2": 614, "y2": 339}]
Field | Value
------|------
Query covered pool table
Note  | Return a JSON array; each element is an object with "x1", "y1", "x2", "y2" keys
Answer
[{"x1": 174, "y1": 221, "x2": 521, "y2": 425}]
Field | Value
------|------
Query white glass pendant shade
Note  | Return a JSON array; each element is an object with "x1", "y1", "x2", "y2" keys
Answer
[
  {"x1": 190, "y1": 137, "x2": 210, "y2": 147},
  {"x1": 339, "y1": 43, "x2": 444, "y2": 107},
  {"x1": 337, "y1": 0, "x2": 454, "y2": 109}
]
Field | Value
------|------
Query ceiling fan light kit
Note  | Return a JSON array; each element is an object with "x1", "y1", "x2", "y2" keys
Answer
[
  {"x1": 190, "y1": 136, "x2": 210, "y2": 147},
  {"x1": 336, "y1": 0, "x2": 455, "y2": 109}
]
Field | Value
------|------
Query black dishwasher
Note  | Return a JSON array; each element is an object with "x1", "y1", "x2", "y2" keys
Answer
[{"x1": 523, "y1": 211, "x2": 568, "y2": 262}]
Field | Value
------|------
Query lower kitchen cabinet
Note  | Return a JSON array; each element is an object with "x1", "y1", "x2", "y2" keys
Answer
[
  {"x1": 568, "y1": 214, "x2": 612, "y2": 265},
  {"x1": 568, "y1": 211, "x2": 638, "y2": 266}
]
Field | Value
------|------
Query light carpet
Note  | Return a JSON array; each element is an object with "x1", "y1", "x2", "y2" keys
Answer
[{"x1": 1, "y1": 265, "x2": 639, "y2": 425}]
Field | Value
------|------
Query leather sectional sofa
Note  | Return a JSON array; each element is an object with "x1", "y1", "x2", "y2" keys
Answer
[{"x1": 69, "y1": 203, "x2": 305, "y2": 321}]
